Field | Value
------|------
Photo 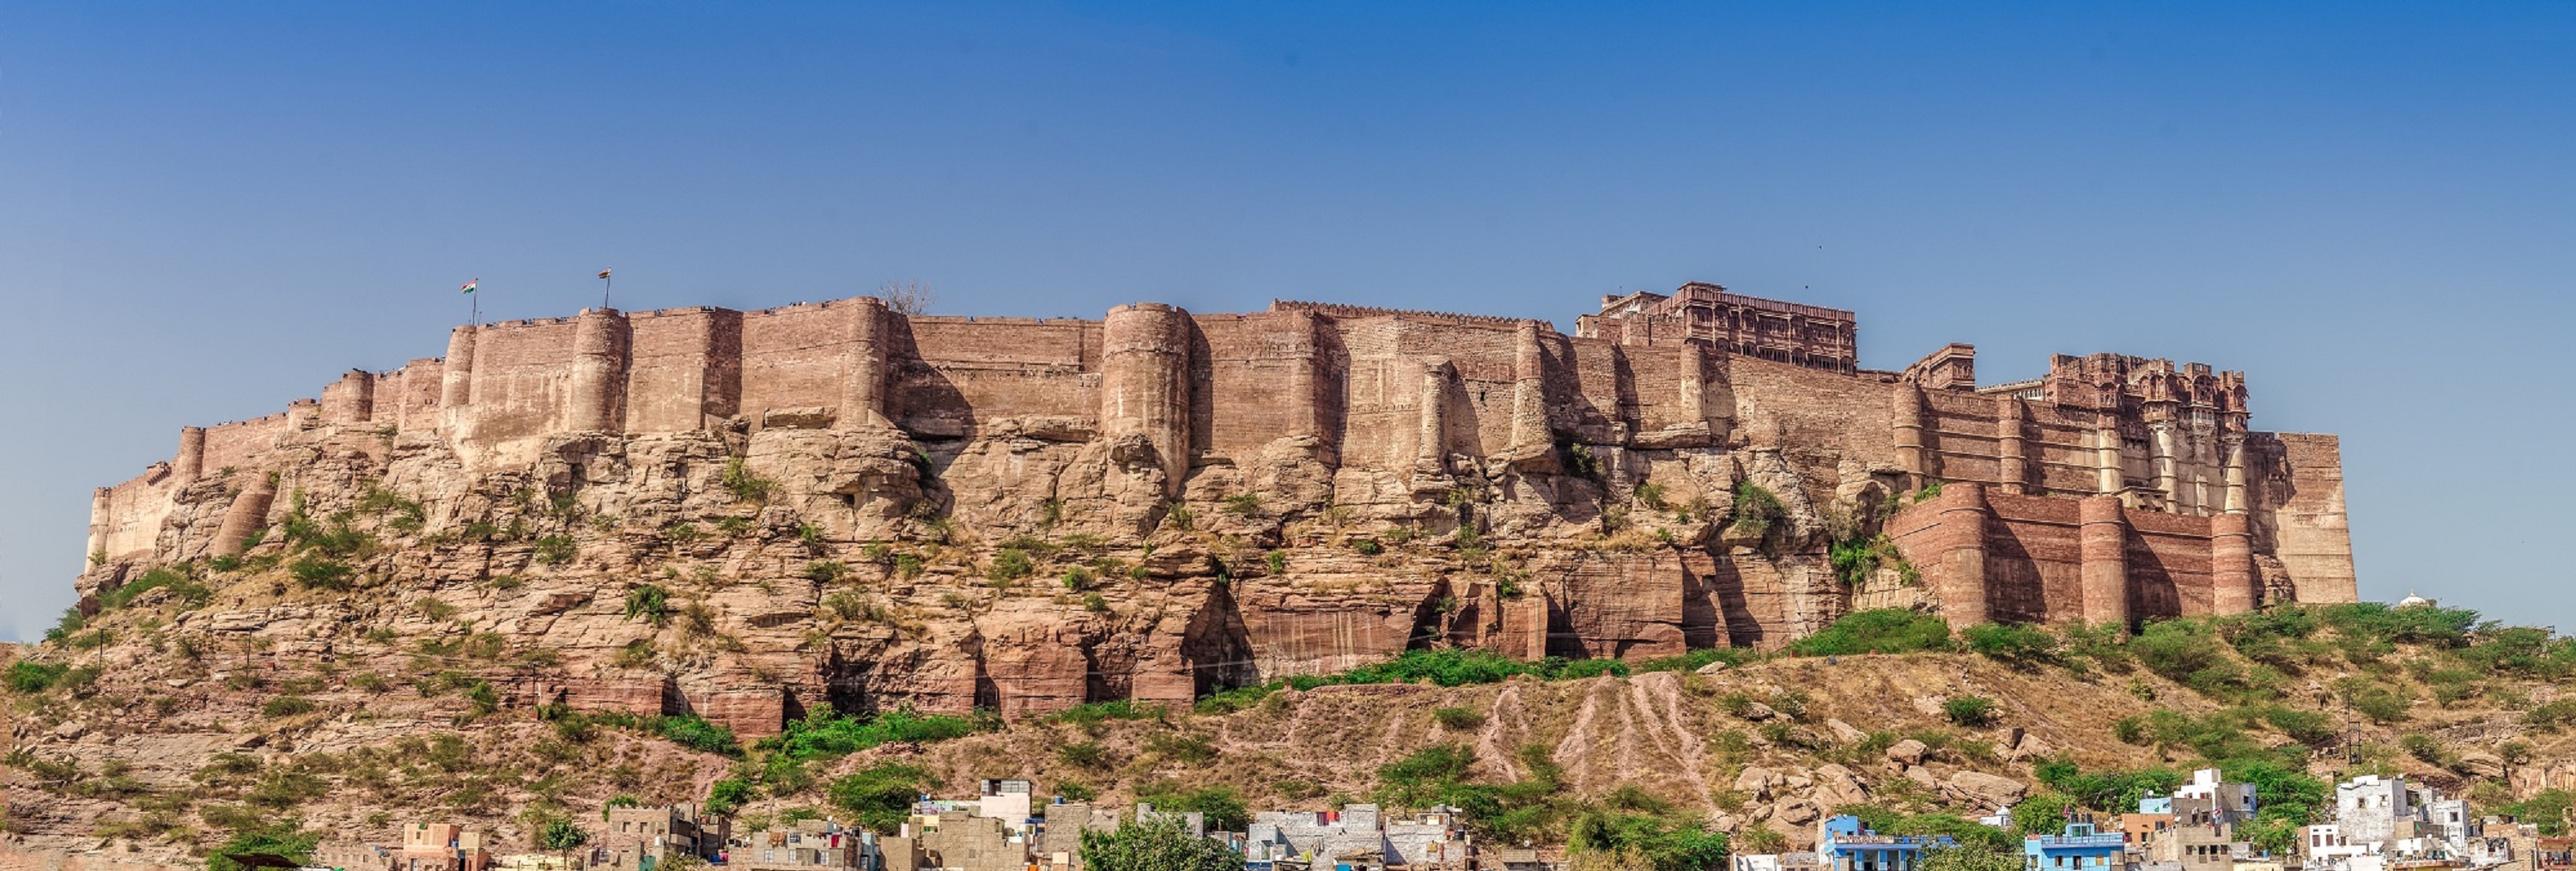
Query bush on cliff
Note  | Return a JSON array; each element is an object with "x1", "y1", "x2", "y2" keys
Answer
[
  {"x1": 829, "y1": 762, "x2": 939, "y2": 833},
  {"x1": 1567, "y1": 809, "x2": 1730, "y2": 871},
  {"x1": 1960, "y1": 623, "x2": 2059, "y2": 667},
  {"x1": 761, "y1": 707, "x2": 991, "y2": 761},
  {"x1": 207, "y1": 821, "x2": 319, "y2": 871},
  {"x1": 1788, "y1": 609, "x2": 1952, "y2": 656},
  {"x1": 3, "y1": 661, "x2": 68, "y2": 694}
]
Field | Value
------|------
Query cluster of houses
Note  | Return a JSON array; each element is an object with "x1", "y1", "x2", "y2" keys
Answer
[
  {"x1": 301, "y1": 770, "x2": 2572, "y2": 871},
  {"x1": 301, "y1": 781, "x2": 1486, "y2": 871},
  {"x1": 1738, "y1": 769, "x2": 2554, "y2": 871}
]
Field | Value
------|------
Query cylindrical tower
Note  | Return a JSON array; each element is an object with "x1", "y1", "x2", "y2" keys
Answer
[
  {"x1": 2149, "y1": 419, "x2": 2180, "y2": 509},
  {"x1": 2078, "y1": 495, "x2": 2131, "y2": 629},
  {"x1": 87, "y1": 487, "x2": 111, "y2": 563},
  {"x1": 2221, "y1": 436, "x2": 2248, "y2": 515},
  {"x1": 1417, "y1": 356, "x2": 1452, "y2": 474},
  {"x1": 1996, "y1": 396, "x2": 2028, "y2": 495},
  {"x1": 1936, "y1": 483, "x2": 1992, "y2": 627},
  {"x1": 209, "y1": 473, "x2": 277, "y2": 559},
  {"x1": 2094, "y1": 420, "x2": 2123, "y2": 495},
  {"x1": 1282, "y1": 309, "x2": 1328, "y2": 446},
  {"x1": 1677, "y1": 344, "x2": 1708, "y2": 429},
  {"x1": 840, "y1": 297, "x2": 891, "y2": 428},
  {"x1": 1102, "y1": 303, "x2": 1192, "y2": 497},
  {"x1": 174, "y1": 427, "x2": 206, "y2": 484},
  {"x1": 1893, "y1": 384, "x2": 1927, "y2": 490},
  {"x1": 1510, "y1": 320, "x2": 1548, "y2": 453},
  {"x1": 440, "y1": 326, "x2": 478, "y2": 410},
  {"x1": 2211, "y1": 512, "x2": 2257, "y2": 614},
  {"x1": 326, "y1": 370, "x2": 376, "y2": 424},
  {"x1": 568, "y1": 308, "x2": 630, "y2": 432}
]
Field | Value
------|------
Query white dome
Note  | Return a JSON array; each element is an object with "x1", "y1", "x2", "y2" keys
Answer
[{"x1": 2397, "y1": 591, "x2": 2433, "y2": 608}]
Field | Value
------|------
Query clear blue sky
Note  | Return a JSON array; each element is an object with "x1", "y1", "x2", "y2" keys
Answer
[{"x1": 3, "y1": 3, "x2": 2571, "y2": 642}]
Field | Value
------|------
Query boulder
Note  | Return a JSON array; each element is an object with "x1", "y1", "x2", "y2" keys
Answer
[
  {"x1": 1945, "y1": 770, "x2": 2029, "y2": 808},
  {"x1": 1696, "y1": 660, "x2": 1732, "y2": 675},
  {"x1": 1814, "y1": 764, "x2": 1870, "y2": 808},
  {"x1": 1740, "y1": 701, "x2": 1779, "y2": 722},
  {"x1": 2459, "y1": 752, "x2": 2507, "y2": 779},
  {"x1": 1777, "y1": 800, "x2": 1820, "y2": 825},
  {"x1": 1886, "y1": 738, "x2": 1930, "y2": 765},
  {"x1": 1735, "y1": 766, "x2": 1781, "y2": 801},
  {"x1": 1827, "y1": 718, "x2": 1869, "y2": 744}
]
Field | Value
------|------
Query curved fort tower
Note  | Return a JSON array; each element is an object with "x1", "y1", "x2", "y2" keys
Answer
[{"x1": 77, "y1": 281, "x2": 2355, "y2": 734}]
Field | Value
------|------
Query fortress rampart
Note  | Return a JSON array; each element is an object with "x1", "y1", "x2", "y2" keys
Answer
[{"x1": 87, "y1": 283, "x2": 2357, "y2": 637}]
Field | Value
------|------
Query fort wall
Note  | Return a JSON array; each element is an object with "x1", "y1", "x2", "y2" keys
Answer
[{"x1": 86, "y1": 287, "x2": 2361, "y2": 631}]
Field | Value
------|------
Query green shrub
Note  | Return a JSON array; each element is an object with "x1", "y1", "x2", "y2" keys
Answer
[
  {"x1": 1059, "y1": 741, "x2": 1110, "y2": 769},
  {"x1": 1961, "y1": 623, "x2": 2060, "y2": 667},
  {"x1": 829, "y1": 762, "x2": 939, "y2": 833},
  {"x1": 721, "y1": 457, "x2": 775, "y2": 502},
  {"x1": 1224, "y1": 494, "x2": 1262, "y2": 515},
  {"x1": 659, "y1": 714, "x2": 742, "y2": 756},
  {"x1": 105, "y1": 565, "x2": 213, "y2": 610},
  {"x1": 758, "y1": 708, "x2": 991, "y2": 760},
  {"x1": 208, "y1": 824, "x2": 319, "y2": 871},
  {"x1": 1046, "y1": 700, "x2": 1166, "y2": 728},
  {"x1": 289, "y1": 556, "x2": 354, "y2": 590},
  {"x1": 1730, "y1": 481, "x2": 1786, "y2": 539},
  {"x1": 3, "y1": 661, "x2": 69, "y2": 694},
  {"x1": 1060, "y1": 566, "x2": 1095, "y2": 591},
  {"x1": 2342, "y1": 680, "x2": 2413, "y2": 724},
  {"x1": 1944, "y1": 696, "x2": 1996, "y2": 728},
  {"x1": 2529, "y1": 699, "x2": 2576, "y2": 733},
  {"x1": 987, "y1": 548, "x2": 1036, "y2": 582},
  {"x1": 805, "y1": 561, "x2": 850, "y2": 583},
  {"x1": 624, "y1": 584, "x2": 671, "y2": 625},
  {"x1": 1079, "y1": 815, "x2": 1243, "y2": 871},
  {"x1": 532, "y1": 535, "x2": 578, "y2": 565},
  {"x1": 1790, "y1": 609, "x2": 1953, "y2": 655},
  {"x1": 1352, "y1": 538, "x2": 1384, "y2": 556},
  {"x1": 260, "y1": 696, "x2": 319, "y2": 718},
  {"x1": 1433, "y1": 707, "x2": 1488, "y2": 731}
]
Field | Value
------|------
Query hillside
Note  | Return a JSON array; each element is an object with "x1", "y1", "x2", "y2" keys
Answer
[{"x1": 12, "y1": 593, "x2": 2576, "y2": 869}]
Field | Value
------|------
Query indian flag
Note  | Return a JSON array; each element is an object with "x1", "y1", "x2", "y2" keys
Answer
[{"x1": 460, "y1": 278, "x2": 478, "y2": 295}]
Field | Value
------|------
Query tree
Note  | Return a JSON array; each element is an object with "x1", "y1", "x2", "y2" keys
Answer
[
  {"x1": 1079, "y1": 816, "x2": 1241, "y2": 871},
  {"x1": 538, "y1": 819, "x2": 591, "y2": 869},
  {"x1": 878, "y1": 279, "x2": 934, "y2": 315},
  {"x1": 829, "y1": 762, "x2": 939, "y2": 833},
  {"x1": 209, "y1": 823, "x2": 318, "y2": 871},
  {"x1": 1919, "y1": 845, "x2": 2026, "y2": 871}
]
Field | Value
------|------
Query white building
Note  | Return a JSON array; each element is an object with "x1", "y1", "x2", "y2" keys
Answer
[{"x1": 2334, "y1": 776, "x2": 2428, "y2": 847}]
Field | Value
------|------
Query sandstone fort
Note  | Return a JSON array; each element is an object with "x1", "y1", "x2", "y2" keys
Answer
[{"x1": 74, "y1": 281, "x2": 2355, "y2": 736}]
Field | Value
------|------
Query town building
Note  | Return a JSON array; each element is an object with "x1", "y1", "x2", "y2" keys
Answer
[
  {"x1": 736, "y1": 819, "x2": 875, "y2": 871},
  {"x1": 2335, "y1": 776, "x2": 2433, "y2": 848},
  {"x1": 2143, "y1": 822, "x2": 2239, "y2": 871},
  {"x1": 602, "y1": 803, "x2": 729, "y2": 864},
  {"x1": 1816, "y1": 815, "x2": 1955, "y2": 871},
  {"x1": 2024, "y1": 818, "x2": 2126, "y2": 871},
  {"x1": 903, "y1": 809, "x2": 1030, "y2": 871},
  {"x1": 1242, "y1": 804, "x2": 1468, "y2": 871},
  {"x1": 396, "y1": 823, "x2": 492, "y2": 871}
]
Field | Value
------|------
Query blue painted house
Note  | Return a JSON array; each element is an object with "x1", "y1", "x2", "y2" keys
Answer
[
  {"x1": 1815, "y1": 815, "x2": 1957, "y2": 871},
  {"x1": 2022, "y1": 819, "x2": 2126, "y2": 871}
]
